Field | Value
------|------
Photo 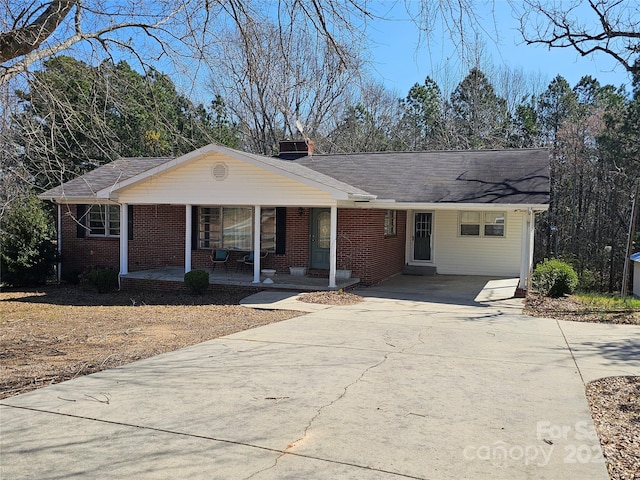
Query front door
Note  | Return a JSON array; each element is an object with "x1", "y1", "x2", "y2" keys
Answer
[
  {"x1": 413, "y1": 212, "x2": 433, "y2": 261},
  {"x1": 310, "y1": 208, "x2": 331, "y2": 269}
]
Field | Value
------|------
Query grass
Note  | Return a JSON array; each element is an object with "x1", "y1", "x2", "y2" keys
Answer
[{"x1": 574, "y1": 292, "x2": 640, "y2": 310}]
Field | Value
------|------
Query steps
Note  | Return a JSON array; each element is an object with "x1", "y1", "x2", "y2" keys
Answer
[{"x1": 402, "y1": 265, "x2": 437, "y2": 276}]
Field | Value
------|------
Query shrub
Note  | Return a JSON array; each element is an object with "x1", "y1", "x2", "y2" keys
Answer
[
  {"x1": 531, "y1": 259, "x2": 579, "y2": 297},
  {"x1": 184, "y1": 269, "x2": 209, "y2": 294},
  {"x1": 0, "y1": 196, "x2": 58, "y2": 286},
  {"x1": 84, "y1": 268, "x2": 119, "y2": 293}
]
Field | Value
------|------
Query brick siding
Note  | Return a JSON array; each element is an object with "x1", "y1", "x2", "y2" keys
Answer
[{"x1": 60, "y1": 205, "x2": 407, "y2": 286}]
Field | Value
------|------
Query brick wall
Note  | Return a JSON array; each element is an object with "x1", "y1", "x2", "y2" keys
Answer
[
  {"x1": 60, "y1": 204, "x2": 406, "y2": 286},
  {"x1": 129, "y1": 205, "x2": 185, "y2": 270},
  {"x1": 336, "y1": 209, "x2": 407, "y2": 285},
  {"x1": 60, "y1": 206, "x2": 120, "y2": 277},
  {"x1": 269, "y1": 207, "x2": 406, "y2": 285}
]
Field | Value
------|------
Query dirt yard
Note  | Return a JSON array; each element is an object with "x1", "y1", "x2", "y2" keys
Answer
[
  {"x1": 0, "y1": 286, "x2": 302, "y2": 399},
  {"x1": 0, "y1": 287, "x2": 637, "y2": 478}
]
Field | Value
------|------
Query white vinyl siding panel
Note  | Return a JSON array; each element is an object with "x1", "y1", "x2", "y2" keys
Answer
[
  {"x1": 433, "y1": 210, "x2": 523, "y2": 276},
  {"x1": 117, "y1": 153, "x2": 335, "y2": 206}
]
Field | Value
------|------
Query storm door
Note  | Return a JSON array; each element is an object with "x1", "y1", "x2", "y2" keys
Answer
[
  {"x1": 310, "y1": 208, "x2": 331, "y2": 269},
  {"x1": 413, "y1": 212, "x2": 433, "y2": 261}
]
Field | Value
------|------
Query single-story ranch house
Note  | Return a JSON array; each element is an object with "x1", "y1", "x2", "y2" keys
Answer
[{"x1": 39, "y1": 141, "x2": 550, "y2": 292}]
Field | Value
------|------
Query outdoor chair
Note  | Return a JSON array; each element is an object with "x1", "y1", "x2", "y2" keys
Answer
[
  {"x1": 210, "y1": 249, "x2": 229, "y2": 272},
  {"x1": 241, "y1": 251, "x2": 268, "y2": 271}
]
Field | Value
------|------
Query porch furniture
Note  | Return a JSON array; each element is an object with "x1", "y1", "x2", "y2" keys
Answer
[
  {"x1": 210, "y1": 249, "x2": 229, "y2": 272},
  {"x1": 241, "y1": 251, "x2": 268, "y2": 272}
]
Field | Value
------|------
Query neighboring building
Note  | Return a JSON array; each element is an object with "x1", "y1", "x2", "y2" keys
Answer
[
  {"x1": 632, "y1": 253, "x2": 640, "y2": 297},
  {"x1": 39, "y1": 142, "x2": 550, "y2": 290}
]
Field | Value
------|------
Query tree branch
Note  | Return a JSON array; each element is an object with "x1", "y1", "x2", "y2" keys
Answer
[{"x1": 0, "y1": 1, "x2": 78, "y2": 63}]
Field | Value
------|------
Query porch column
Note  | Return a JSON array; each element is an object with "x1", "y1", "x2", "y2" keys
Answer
[
  {"x1": 253, "y1": 205, "x2": 261, "y2": 283},
  {"x1": 328, "y1": 206, "x2": 337, "y2": 288},
  {"x1": 185, "y1": 205, "x2": 192, "y2": 273},
  {"x1": 519, "y1": 209, "x2": 534, "y2": 290},
  {"x1": 56, "y1": 203, "x2": 62, "y2": 283},
  {"x1": 119, "y1": 203, "x2": 129, "y2": 276}
]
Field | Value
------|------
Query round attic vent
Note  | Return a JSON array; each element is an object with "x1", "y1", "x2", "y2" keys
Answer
[{"x1": 211, "y1": 162, "x2": 228, "y2": 181}]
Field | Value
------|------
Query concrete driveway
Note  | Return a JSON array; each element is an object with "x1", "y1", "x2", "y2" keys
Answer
[{"x1": 2, "y1": 275, "x2": 639, "y2": 479}]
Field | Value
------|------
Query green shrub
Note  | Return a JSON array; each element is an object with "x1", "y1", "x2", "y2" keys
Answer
[
  {"x1": 577, "y1": 268, "x2": 598, "y2": 292},
  {"x1": 0, "y1": 196, "x2": 58, "y2": 286},
  {"x1": 184, "y1": 269, "x2": 209, "y2": 294},
  {"x1": 531, "y1": 259, "x2": 579, "y2": 297},
  {"x1": 84, "y1": 268, "x2": 119, "y2": 293}
]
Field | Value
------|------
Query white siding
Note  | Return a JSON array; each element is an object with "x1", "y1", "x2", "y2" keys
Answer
[
  {"x1": 432, "y1": 210, "x2": 523, "y2": 276},
  {"x1": 116, "y1": 153, "x2": 335, "y2": 206},
  {"x1": 634, "y1": 261, "x2": 640, "y2": 297}
]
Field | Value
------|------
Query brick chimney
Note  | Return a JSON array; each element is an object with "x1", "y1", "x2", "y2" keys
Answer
[{"x1": 278, "y1": 139, "x2": 313, "y2": 160}]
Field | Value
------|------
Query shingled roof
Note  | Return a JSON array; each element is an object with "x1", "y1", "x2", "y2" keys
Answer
[
  {"x1": 40, "y1": 146, "x2": 549, "y2": 206},
  {"x1": 295, "y1": 148, "x2": 549, "y2": 205}
]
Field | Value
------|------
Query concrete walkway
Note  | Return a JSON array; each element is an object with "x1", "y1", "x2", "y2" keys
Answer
[{"x1": 2, "y1": 276, "x2": 639, "y2": 479}]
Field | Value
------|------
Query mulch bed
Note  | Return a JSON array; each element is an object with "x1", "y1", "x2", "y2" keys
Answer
[{"x1": 297, "y1": 290, "x2": 363, "y2": 305}]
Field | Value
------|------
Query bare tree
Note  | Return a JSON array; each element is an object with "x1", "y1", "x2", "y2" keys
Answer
[
  {"x1": 514, "y1": 0, "x2": 640, "y2": 74},
  {"x1": 0, "y1": 0, "x2": 373, "y2": 86},
  {"x1": 209, "y1": 17, "x2": 363, "y2": 155}
]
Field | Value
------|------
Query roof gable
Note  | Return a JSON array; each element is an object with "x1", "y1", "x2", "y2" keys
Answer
[{"x1": 40, "y1": 144, "x2": 373, "y2": 203}]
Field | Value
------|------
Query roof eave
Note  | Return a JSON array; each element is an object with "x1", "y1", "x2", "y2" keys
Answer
[{"x1": 366, "y1": 201, "x2": 549, "y2": 211}]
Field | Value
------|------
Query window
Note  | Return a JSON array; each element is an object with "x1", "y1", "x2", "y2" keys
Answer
[
  {"x1": 88, "y1": 205, "x2": 120, "y2": 237},
  {"x1": 459, "y1": 211, "x2": 505, "y2": 237},
  {"x1": 483, "y1": 212, "x2": 505, "y2": 237},
  {"x1": 198, "y1": 206, "x2": 280, "y2": 251},
  {"x1": 384, "y1": 210, "x2": 397, "y2": 236},
  {"x1": 261, "y1": 208, "x2": 276, "y2": 252},
  {"x1": 459, "y1": 211, "x2": 481, "y2": 236}
]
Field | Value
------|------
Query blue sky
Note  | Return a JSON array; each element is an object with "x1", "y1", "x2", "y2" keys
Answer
[{"x1": 365, "y1": 1, "x2": 632, "y2": 97}]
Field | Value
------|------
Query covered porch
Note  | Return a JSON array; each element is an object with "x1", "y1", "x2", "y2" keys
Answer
[{"x1": 120, "y1": 266, "x2": 361, "y2": 292}]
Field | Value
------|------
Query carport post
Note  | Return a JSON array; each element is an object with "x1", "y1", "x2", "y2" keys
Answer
[
  {"x1": 119, "y1": 203, "x2": 129, "y2": 276},
  {"x1": 329, "y1": 206, "x2": 337, "y2": 288},
  {"x1": 519, "y1": 208, "x2": 534, "y2": 290},
  {"x1": 185, "y1": 205, "x2": 192, "y2": 273}
]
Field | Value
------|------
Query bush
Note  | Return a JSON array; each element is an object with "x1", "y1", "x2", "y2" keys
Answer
[
  {"x1": 531, "y1": 259, "x2": 579, "y2": 297},
  {"x1": 84, "y1": 268, "x2": 119, "y2": 293},
  {"x1": 0, "y1": 196, "x2": 58, "y2": 286},
  {"x1": 184, "y1": 269, "x2": 209, "y2": 294}
]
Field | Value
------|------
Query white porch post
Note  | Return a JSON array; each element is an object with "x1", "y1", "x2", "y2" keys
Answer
[
  {"x1": 329, "y1": 206, "x2": 337, "y2": 288},
  {"x1": 519, "y1": 209, "x2": 534, "y2": 290},
  {"x1": 185, "y1": 205, "x2": 192, "y2": 273},
  {"x1": 253, "y1": 205, "x2": 261, "y2": 283},
  {"x1": 119, "y1": 203, "x2": 129, "y2": 276},
  {"x1": 56, "y1": 203, "x2": 62, "y2": 283}
]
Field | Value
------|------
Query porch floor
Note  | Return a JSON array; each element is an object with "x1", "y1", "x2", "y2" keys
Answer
[{"x1": 121, "y1": 267, "x2": 360, "y2": 291}]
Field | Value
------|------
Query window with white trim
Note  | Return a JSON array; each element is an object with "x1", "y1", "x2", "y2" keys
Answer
[
  {"x1": 384, "y1": 210, "x2": 397, "y2": 236},
  {"x1": 198, "y1": 207, "x2": 280, "y2": 251},
  {"x1": 483, "y1": 212, "x2": 505, "y2": 237},
  {"x1": 459, "y1": 211, "x2": 505, "y2": 237},
  {"x1": 88, "y1": 205, "x2": 120, "y2": 237}
]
